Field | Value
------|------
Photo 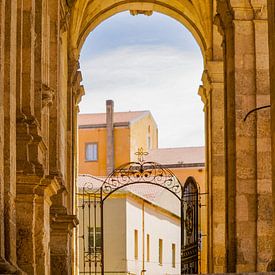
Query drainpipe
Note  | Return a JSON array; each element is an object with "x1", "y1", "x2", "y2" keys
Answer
[{"x1": 106, "y1": 100, "x2": 114, "y2": 175}]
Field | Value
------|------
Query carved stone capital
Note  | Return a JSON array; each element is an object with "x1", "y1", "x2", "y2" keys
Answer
[
  {"x1": 34, "y1": 176, "x2": 61, "y2": 202},
  {"x1": 51, "y1": 209, "x2": 79, "y2": 235}
]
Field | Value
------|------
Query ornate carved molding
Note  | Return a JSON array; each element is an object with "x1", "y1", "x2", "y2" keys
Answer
[
  {"x1": 35, "y1": 176, "x2": 61, "y2": 200},
  {"x1": 130, "y1": 10, "x2": 153, "y2": 16},
  {"x1": 60, "y1": 0, "x2": 75, "y2": 33},
  {"x1": 41, "y1": 84, "x2": 55, "y2": 108}
]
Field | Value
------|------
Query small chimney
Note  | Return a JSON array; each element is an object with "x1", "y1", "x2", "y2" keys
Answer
[{"x1": 106, "y1": 100, "x2": 114, "y2": 174}]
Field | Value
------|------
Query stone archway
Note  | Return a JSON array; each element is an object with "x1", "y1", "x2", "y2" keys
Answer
[{"x1": 67, "y1": 1, "x2": 226, "y2": 273}]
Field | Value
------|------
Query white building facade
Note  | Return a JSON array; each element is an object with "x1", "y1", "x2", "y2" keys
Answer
[{"x1": 78, "y1": 176, "x2": 181, "y2": 275}]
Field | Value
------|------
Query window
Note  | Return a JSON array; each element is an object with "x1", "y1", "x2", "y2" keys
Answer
[
  {"x1": 159, "y1": 239, "x2": 163, "y2": 265},
  {"x1": 134, "y1": 230, "x2": 138, "y2": 259},
  {"x1": 172, "y1": 243, "x2": 176, "y2": 268},
  {"x1": 88, "y1": 227, "x2": 101, "y2": 253},
  {"x1": 147, "y1": 136, "x2": 151, "y2": 150},
  {"x1": 85, "y1": 143, "x2": 98, "y2": 161},
  {"x1": 146, "y1": 234, "x2": 150, "y2": 262},
  {"x1": 147, "y1": 125, "x2": 151, "y2": 149}
]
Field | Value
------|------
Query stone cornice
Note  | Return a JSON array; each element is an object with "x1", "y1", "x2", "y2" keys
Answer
[
  {"x1": 51, "y1": 209, "x2": 79, "y2": 235},
  {"x1": 16, "y1": 174, "x2": 62, "y2": 201}
]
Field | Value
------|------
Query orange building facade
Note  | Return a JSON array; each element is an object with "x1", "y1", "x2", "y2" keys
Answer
[{"x1": 78, "y1": 103, "x2": 158, "y2": 176}]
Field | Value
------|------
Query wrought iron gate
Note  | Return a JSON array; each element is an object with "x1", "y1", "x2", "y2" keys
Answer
[
  {"x1": 181, "y1": 177, "x2": 199, "y2": 273},
  {"x1": 77, "y1": 160, "x2": 200, "y2": 274}
]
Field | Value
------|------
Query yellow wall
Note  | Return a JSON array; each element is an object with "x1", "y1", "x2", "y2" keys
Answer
[{"x1": 130, "y1": 113, "x2": 158, "y2": 161}]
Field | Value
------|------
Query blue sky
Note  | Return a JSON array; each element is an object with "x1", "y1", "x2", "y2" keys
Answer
[{"x1": 79, "y1": 12, "x2": 204, "y2": 148}]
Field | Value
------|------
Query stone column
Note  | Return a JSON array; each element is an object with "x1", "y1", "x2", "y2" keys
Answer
[
  {"x1": 215, "y1": 4, "x2": 237, "y2": 271},
  {"x1": 0, "y1": 0, "x2": 5, "y2": 268},
  {"x1": 200, "y1": 61, "x2": 226, "y2": 273},
  {"x1": 217, "y1": 0, "x2": 272, "y2": 271},
  {"x1": 234, "y1": 16, "x2": 258, "y2": 272},
  {"x1": 253, "y1": 6, "x2": 272, "y2": 271},
  {"x1": 34, "y1": 178, "x2": 60, "y2": 275},
  {"x1": 2, "y1": 0, "x2": 23, "y2": 273},
  {"x1": 267, "y1": 0, "x2": 275, "y2": 271},
  {"x1": 16, "y1": 175, "x2": 60, "y2": 275}
]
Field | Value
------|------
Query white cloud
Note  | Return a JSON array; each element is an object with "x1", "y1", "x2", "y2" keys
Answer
[{"x1": 79, "y1": 45, "x2": 204, "y2": 148}]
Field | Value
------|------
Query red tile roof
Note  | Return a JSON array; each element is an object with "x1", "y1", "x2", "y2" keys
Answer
[
  {"x1": 147, "y1": 146, "x2": 205, "y2": 165},
  {"x1": 78, "y1": 111, "x2": 150, "y2": 126}
]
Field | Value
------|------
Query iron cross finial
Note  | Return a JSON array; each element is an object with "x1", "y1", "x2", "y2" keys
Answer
[{"x1": 135, "y1": 147, "x2": 149, "y2": 162}]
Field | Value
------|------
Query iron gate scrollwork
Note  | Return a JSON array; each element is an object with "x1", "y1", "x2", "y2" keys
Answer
[
  {"x1": 181, "y1": 177, "x2": 199, "y2": 274},
  {"x1": 78, "y1": 161, "x2": 200, "y2": 275}
]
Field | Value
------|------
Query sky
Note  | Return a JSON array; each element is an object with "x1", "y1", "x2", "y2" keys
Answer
[{"x1": 79, "y1": 11, "x2": 204, "y2": 148}]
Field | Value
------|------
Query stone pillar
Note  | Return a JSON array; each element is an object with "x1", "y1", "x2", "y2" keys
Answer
[
  {"x1": 50, "y1": 207, "x2": 78, "y2": 275},
  {"x1": 234, "y1": 16, "x2": 258, "y2": 272},
  {"x1": 0, "y1": 0, "x2": 5, "y2": 268},
  {"x1": 16, "y1": 175, "x2": 60, "y2": 275},
  {"x1": 253, "y1": 6, "x2": 272, "y2": 271},
  {"x1": 267, "y1": 0, "x2": 275, "y2": 271},
  {"x1": 34, "y1": 178, "x2": 60, "y2": 275},
  {"x1": 106, "y1": 100, "x2": 114, "y2": 174},
  {"x1": 16, "y1": 199, "x2": 36, "y2": 273},
  {"x1": 2, "y1": 0, "x2": 23, "y2": 273},
  {"x1": 217, "y1": 0, "x2": 272, "y2": 271},
  {"x1": 200, "y1": 61, "x2": 225, "y2": 273}
]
